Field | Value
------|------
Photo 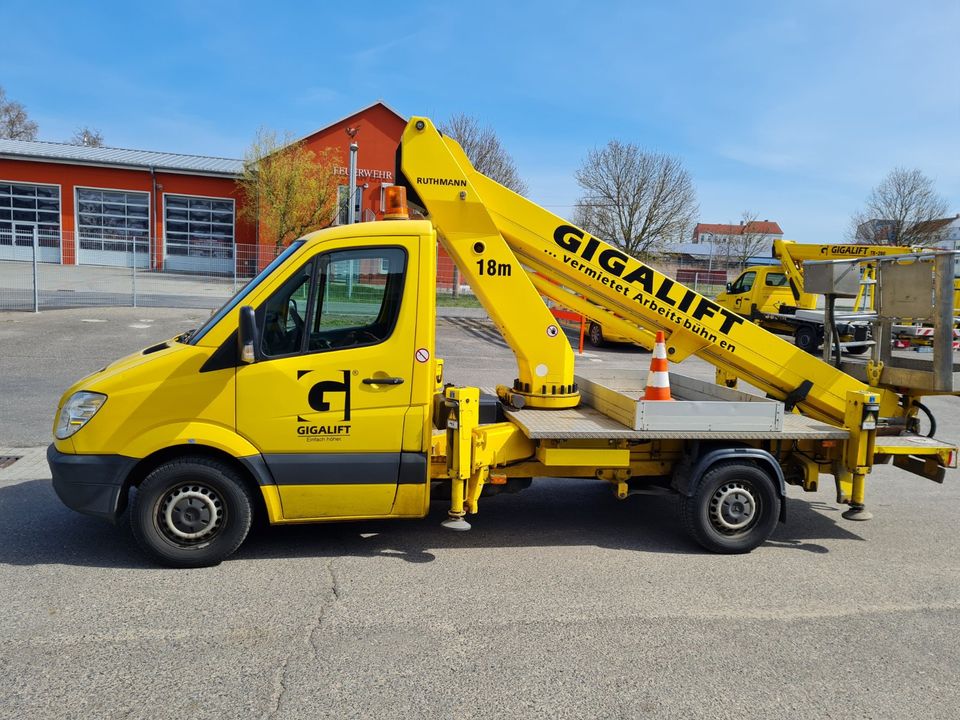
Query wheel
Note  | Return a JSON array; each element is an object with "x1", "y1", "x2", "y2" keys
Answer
[
  {"x1": 794, "y1": 324, "x2": 819, "y2": 354},
  {"x1": 679, "y1": 461, "x2": 780, "y2": 554},
  {"x1": 588, "y1": 322, "x2": 604, "y2": 347},
  {"x1": 130, "y1": 457, "x2": 254, "y2": 568}
]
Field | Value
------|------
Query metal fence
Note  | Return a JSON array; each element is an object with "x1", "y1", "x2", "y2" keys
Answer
[
  {"x1": 0, "y1": 230, "x2": 260, "y2": 312},
  {"x1": 0, "y1": 230, "x2": 725, "y2": 314},
  {"x1": 0, "y1": 230, "x2": 483, "y2": 313},
  {"x1": 678, "y1": 271, "x2": 727, "y2": 297}
]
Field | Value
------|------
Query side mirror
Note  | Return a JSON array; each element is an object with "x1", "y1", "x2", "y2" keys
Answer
[
  {"x1": 238, "y1": 306, "x2": 258, "y2": 364},
  {"x1": 725, "y1": 282, "x2": 732, "y2": 291}
]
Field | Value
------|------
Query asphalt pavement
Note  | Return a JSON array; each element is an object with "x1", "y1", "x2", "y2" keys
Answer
[{"x1": 1, "y1": 307, "x2": 960, "y2": 719}]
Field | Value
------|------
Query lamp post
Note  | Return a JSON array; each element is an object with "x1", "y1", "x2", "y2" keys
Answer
[{"x1": 346, "y1": 126, "x2": 359, "y2": 225}]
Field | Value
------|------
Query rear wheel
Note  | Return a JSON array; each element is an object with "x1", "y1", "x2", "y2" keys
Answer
[
  {"x1": 794, "y1": 324, "x2": 819, "y2": 354},
  {"x1": 588, "y1": 322, "x2": 605, "y2": 348},
  {"x1": 130, "y1": 457, "x2": 254, "y2": 568},
  {"x1": 680, "y1": 461, "x2": 780, "y2": 553}
]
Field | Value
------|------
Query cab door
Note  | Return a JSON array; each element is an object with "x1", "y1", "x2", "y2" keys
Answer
[
  {"x1": 755, "y1": 270, "x2": 791, "y2": 313},
  {"x1": 725, "y1": 271, "x2": 756, "y2": 313},
  {"x1": 236, "y1": 238, "x2": 419, "y2": 519}
]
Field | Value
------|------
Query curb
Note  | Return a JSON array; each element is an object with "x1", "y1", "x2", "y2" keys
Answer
[{"x1": 0, "y1": 446, "x2": 51, "y2": 483}]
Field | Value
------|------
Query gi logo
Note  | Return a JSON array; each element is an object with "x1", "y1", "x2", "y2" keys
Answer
[{"x1": 296, "y1": 369, "x2": 352, "y2": 438}]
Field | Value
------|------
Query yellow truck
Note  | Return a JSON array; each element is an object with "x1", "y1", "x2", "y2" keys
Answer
[
  {"x1": 48, "y1": 117, "x2": 957, "y2": 567},
  {"x1": 715, "y1": 241, "x2": 917, "y2": 353}
]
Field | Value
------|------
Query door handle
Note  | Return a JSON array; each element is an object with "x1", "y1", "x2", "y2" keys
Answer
[{"x1": 362, "y1": 376, "x2": 404, "y2": 385}]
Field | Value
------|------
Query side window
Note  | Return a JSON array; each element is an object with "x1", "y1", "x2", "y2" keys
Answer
[
  {"x1": 730, "y1": 271, "x2": 756, "y2": 294},
  {"x1": 307, "y1": 247, "x2": 406, "y2": 352},
  {"x1": 765, "y1": 272, "x2": 788, "y2": 287},
  {"x1": 260, "y1": 260, "x2": 314, "y2": 357}
]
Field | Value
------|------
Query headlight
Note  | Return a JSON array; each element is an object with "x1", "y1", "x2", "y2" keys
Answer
[{"x1": 55, "y1": 392, "x2": 107, "y2": 439}]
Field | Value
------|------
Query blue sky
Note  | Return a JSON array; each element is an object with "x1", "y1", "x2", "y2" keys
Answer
[{"x1": 1, "y1": 0, "x2": 957, "y2": 242}]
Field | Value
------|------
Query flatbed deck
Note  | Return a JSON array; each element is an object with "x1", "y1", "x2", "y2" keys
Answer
[{"x1": 504, "y1": 404, "x2": 849, "y2": 441}]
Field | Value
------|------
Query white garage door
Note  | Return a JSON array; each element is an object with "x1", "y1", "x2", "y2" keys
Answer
[{"x1": 76, "y1": 188, "x2": 150, "y2": 268}]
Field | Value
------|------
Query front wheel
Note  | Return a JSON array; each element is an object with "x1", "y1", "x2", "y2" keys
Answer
[
  {"x1": 130, "y1": 457, "x2": 254, "y2": 568},
  {"x1": 679, "y1": 461, "x2": 780, "y2": 553}
]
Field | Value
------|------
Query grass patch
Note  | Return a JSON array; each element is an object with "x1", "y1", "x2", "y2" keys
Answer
[{"x1": 436, "y1": 293, "x2": 482, "y2": 308}]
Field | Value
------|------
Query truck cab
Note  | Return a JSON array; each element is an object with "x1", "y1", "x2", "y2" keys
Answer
[
  {"x1": 715, "y1": 266, "x2": 795, "y2": 318},
  {"x1": 49, "y1": 220, "x2": 440, "y2": 565}
]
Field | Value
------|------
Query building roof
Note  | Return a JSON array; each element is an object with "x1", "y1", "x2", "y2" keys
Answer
[
  {"x1": 0, "y1": 138, "x2": 243, "y2": 176},
  {"x1": 289, "y1": 100, "x2": 407, "y2": 147},
  {"x1": 0, "y1": 101, "x2": 405, "y2": 177},
  {"x1": 694, "y1": 221, "x2": 783, "y2": 236},
  {"x1": 911, "y1": 215, "x2": 960, "y2": 235}
]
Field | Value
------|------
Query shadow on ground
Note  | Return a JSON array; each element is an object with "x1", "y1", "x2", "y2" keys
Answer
[{"x1": 0, "y1": 477, "x2": 863, "y2": 569}]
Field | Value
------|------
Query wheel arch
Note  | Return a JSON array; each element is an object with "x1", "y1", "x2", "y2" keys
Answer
[
  {"x1": 120, "y1": 444, "x2": 273, "y2": 523},
  {"x1": 676, "y1": 446, "x2": 787, "y2": 523}
]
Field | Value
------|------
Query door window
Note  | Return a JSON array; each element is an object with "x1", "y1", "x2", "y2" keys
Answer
[
  {"x1": 260, "y1": 260, "x2": 314, "y2": 357},
  {"x1": 308, "y1": 248, "x2": 406, "y2": 351},
  {"x1": 257, "y1": 247, "x2": 407, "y2": 358},
  {"x1": 729, "y1": 271, "x2": 756, "y2": 294}
]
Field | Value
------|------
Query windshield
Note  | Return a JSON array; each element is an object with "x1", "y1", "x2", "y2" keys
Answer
[{"x1": 187, "y1": 239, "x2": 306, "y2": 345}]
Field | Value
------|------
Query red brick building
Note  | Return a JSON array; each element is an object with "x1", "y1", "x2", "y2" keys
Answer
[{"x1": 0, "y1": 101, "x2": 433, "y2": 277}]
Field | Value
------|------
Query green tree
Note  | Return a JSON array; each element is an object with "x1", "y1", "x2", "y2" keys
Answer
[{"x1": 237, "y1": 129, "x2": 341, "y2": 252}]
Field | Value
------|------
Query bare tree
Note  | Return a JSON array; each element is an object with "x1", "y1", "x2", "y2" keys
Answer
[
  {"x1": 236, "y1": 128, "x2": 341, "y2": 252},
  {"x1": 573, "y1": 141, "x2": 698, "y2": 259},
  {"x1": 439, "y1": 113, "x2": 528, "y2": 195},
  {"x1": 849, "y1": 168, "x2": 949, "y2": 245},
  {"x1": 0, "y1": 86, "x2": 39, "y2": 140},
  {"x1": 728, "y1": 212, "x2": 774, "y2": 269},
  {"x1": 70, "y1": 127, "x2": 104, "y2": 147}
]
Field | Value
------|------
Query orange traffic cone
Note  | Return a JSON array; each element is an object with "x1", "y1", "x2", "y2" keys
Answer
[{"x1": 643, "y1": 331, "x2": 672, "y2": 401}]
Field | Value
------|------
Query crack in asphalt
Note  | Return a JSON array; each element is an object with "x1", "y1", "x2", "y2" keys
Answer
[{"x1": 262, "y1": 559, "x2": 341, "y2": 720}]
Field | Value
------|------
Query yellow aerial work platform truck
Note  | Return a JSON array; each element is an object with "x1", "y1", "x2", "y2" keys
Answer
[
  {"x1": 715, "y1": 240, "x2": 920, "y2": 354},
  {"x1": 48, "y1": 117, "x2": 958, "y2": 567}
]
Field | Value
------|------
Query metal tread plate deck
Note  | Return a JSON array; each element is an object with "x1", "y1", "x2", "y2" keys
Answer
[
  {"x1": 874, "y1": 435, "x2": 954, "y2": 450},
  {"x1": 503, "y1": 404, "x2": 849, "y2": 440}
]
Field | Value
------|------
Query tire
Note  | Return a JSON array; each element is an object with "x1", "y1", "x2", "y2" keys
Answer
[
  {"x1": 845, "y1": 345, "x2": 869, "y2": 355},
  {"x1": 588, "y1": 322, "x2": 605, "y2": 348},
  {"x1": 679, "y1": 461, "x2": 781, "y2": 554},
  {"x1": 129, "y1": 457, "x2": 254, "y2": 568},
  {"x1": 794, "y1": 324, "x2": 819, "y2": 354}
]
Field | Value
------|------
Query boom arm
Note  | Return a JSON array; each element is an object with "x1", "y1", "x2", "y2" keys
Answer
[
  {"x1": 773, "y1": 239, "x2": 919, "y2": 307},
  {"x1": 398, "y1": 117, "x2": 898, "y2": 424}
]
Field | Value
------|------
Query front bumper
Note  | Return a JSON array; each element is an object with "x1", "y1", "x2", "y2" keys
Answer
[{"x1": 47, "y1": 444, "x2": 138, "y2": 523}]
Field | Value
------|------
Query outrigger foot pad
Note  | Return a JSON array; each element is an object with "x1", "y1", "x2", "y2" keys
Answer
[
  {"x1": 441, "y1": 516, "x2": 472, "y2": 531},
  {"x1": 842, "y1": 505, "x2": 874, "y2": 521}
]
